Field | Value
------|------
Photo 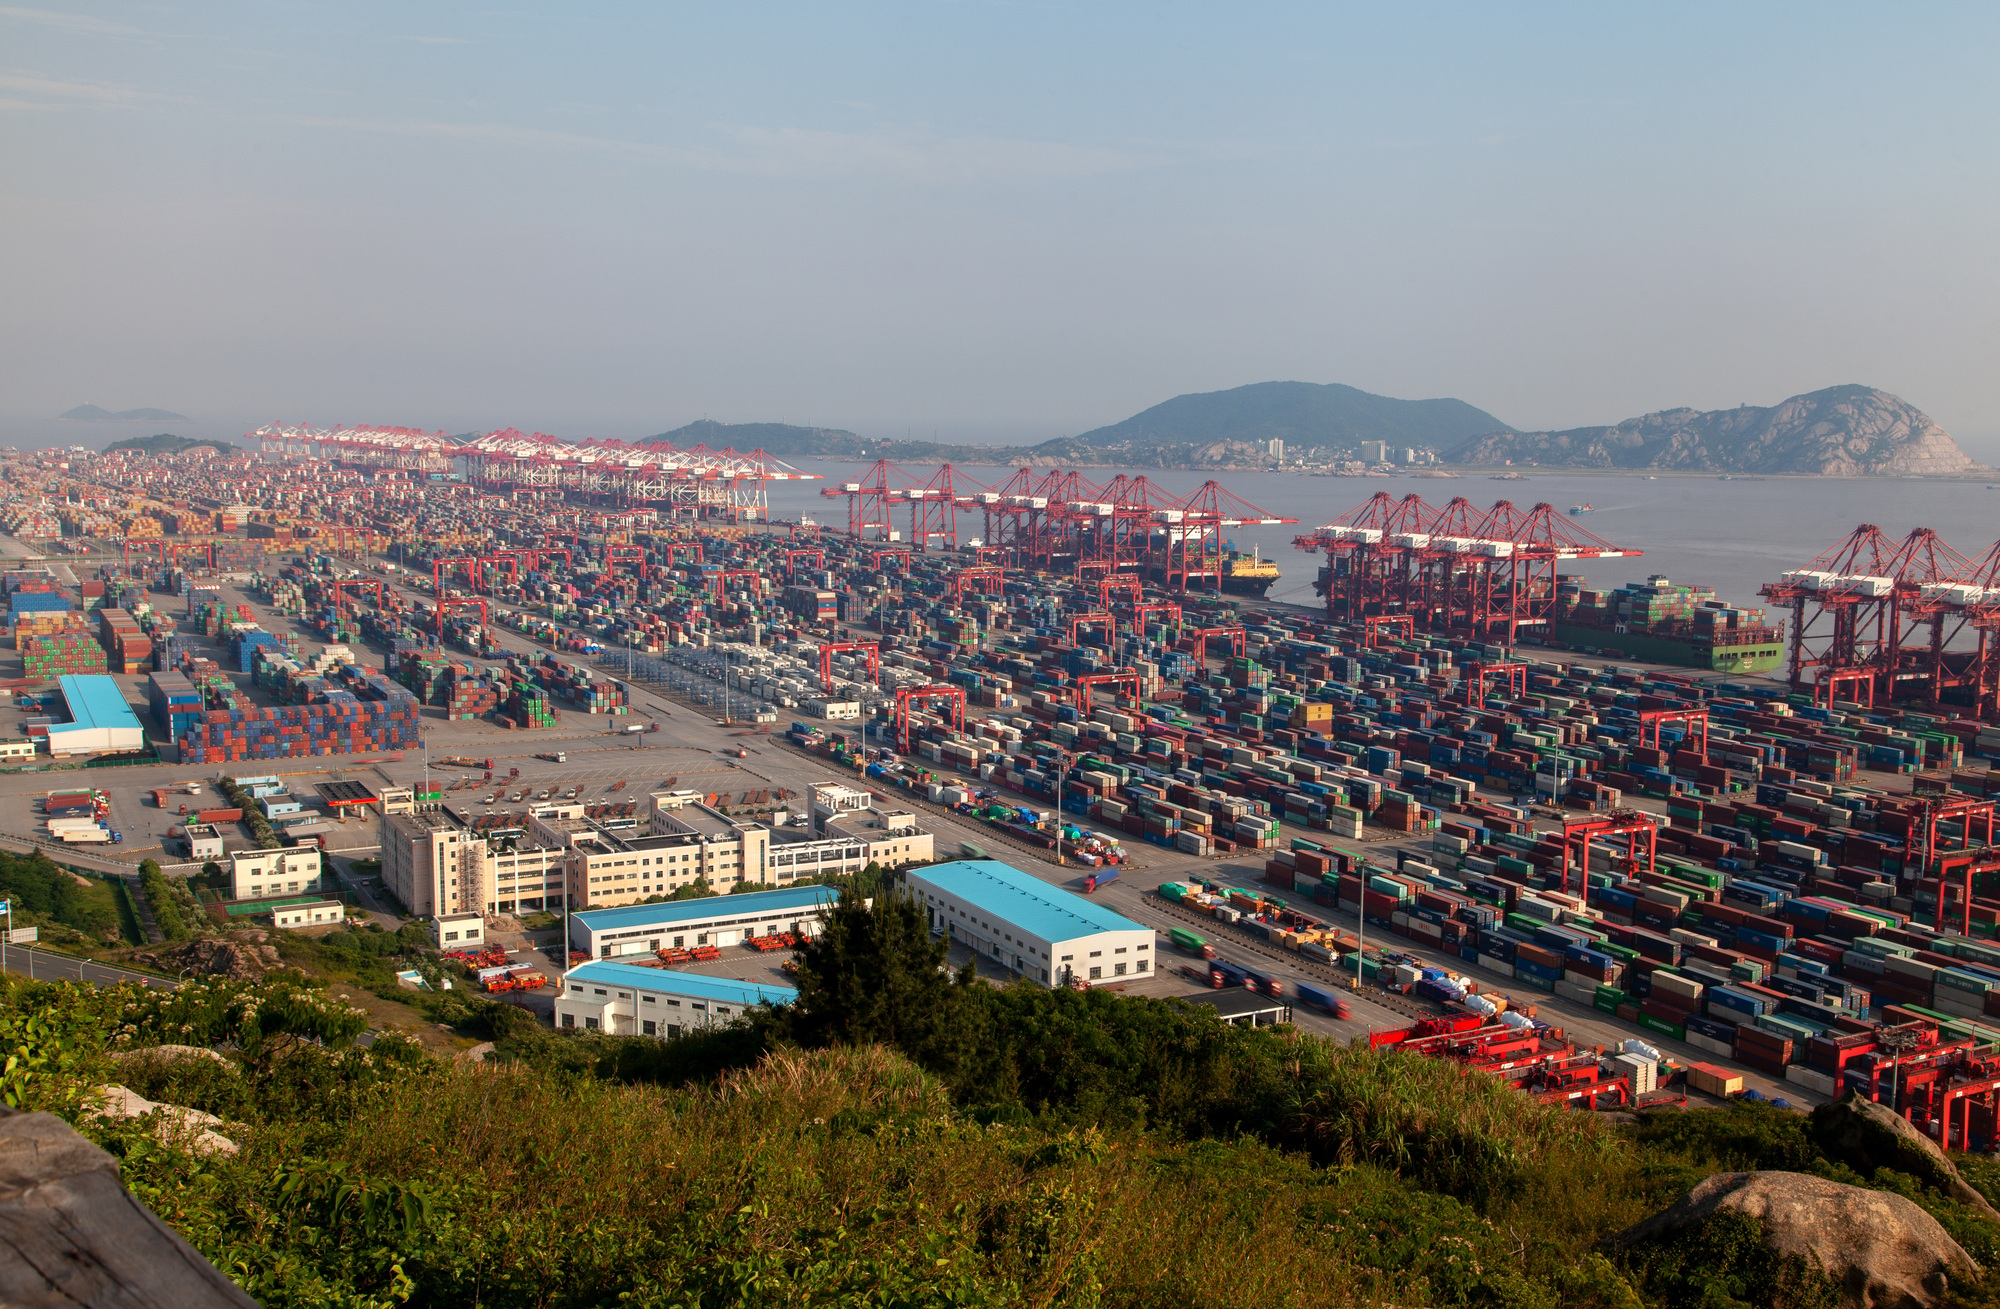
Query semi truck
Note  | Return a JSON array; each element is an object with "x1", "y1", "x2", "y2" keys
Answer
[
  {"x1": 55, "y1": 826, "x2": 119, "y2": 844},
  {"x1": 1081, "y1": 867, "x2": 1119, "y2": 894}
]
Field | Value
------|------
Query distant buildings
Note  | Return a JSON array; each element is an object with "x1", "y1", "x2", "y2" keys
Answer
[
  {"x1": 1360, "y1": 440, "x2": 1390, "y2": 464},
  {"x1": 1267, "y1": 438, "x2": 1285, "y2": 462},
  {"x1": 376, "y1": 781, "x2": 935, "y2": 918}
]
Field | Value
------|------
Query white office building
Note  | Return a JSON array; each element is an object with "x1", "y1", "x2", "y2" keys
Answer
[{"x1": 906, "y1": 859, "x2": 1154, "y2": 988}]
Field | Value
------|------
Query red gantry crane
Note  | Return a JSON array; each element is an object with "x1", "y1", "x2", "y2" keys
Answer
[
  {"x1": 894, "y1": 684, "x2": 966, "y2": 753},
  {"x1": 817, "y1": 641, "x2": 880, "y2": 693}
]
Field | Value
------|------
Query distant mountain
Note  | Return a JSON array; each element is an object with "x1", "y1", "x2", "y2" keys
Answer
[
  {"x1": 59, "y1": 404, "x2": 188, "y2": 421},
  {"x1": 1447, "y1": 385, "x2": 1981, "y2": 476},
  {"x1": 647, "y1": 420, "x2": 1009, "y2": 466},
  {"x1": 103, "y1": 433, "x2": 234, "y2": 456},
  {"x1": 1072, "y1": 381, "x2": 1515, "y2": 450}
]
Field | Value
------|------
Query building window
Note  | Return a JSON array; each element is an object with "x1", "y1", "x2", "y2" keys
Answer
[
  {"x1": 1114, "y1": 963, "x2": 1127, "y2": 976},
  {"x1": 1135, "y1": 959, "x2": 1148, "y2": 973},
  {"x1": 561, "y1": 1013, "x2": 575, "y2": 1028},
  {"x1": 584, "y1": 1017, "x2": 599, "y2": 1030},
  {"x1": 1088, "y1": 966, "x2": 1102, "y2": 980},
  {"x1": 642, "y1": 1020, "x2": 657, "y2": 1036}
]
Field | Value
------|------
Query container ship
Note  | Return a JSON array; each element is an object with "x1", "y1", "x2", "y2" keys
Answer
[
  {"x1": 1548, "y1": 575, "x2": 1785, "y2": 674},
  {"x1": 1145, "y1": 540, "x2": 1280, "y2": 598}
]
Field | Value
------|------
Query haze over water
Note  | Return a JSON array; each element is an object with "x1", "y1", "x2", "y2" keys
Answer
[{"x1": 762, "y1": 462, "x2": 2000, "y2": 613}]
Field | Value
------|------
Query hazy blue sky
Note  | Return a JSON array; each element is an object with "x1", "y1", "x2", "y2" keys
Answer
[{"x1": 5, "y1": 3, "x2": 1999, "y2": 452}]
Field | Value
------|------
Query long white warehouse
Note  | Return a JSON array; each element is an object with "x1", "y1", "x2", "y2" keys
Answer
[
  {"x1": 566, "y1": 884, "x2": 841, "y2": 960},
  {"x1": 554, "y1": 961, "x2": 796, "y2": 1037},
  {"x1": 907, "y1": 859, "x2": 1154, "y2": 988}
]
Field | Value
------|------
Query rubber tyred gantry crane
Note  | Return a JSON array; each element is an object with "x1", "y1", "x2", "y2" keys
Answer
[
  {"x1": 331, "y1": 579, "x2": 384, "y2": 610},
  {"x1": 1067, "y1": 612, "x2": 1115, "y2": 647},
  {"x1": 894, "y1": 684, "x2": 966, "y2": 753},
  {"x1": 784, "y1": 549, "x2": 825, "y2": 579},
  {"x1": 709, "y1": 570, "x2": 762, "y2": 604},
  {"x1": 817, "y1": 641, "x2": 880, "y2": 693},
  {"x1": 1127, "y1": 601, "x2": 1182, "y2": 638},
  {"x1": 1636, "y1": 707, "x2": 1709, "y2": 755},
  {"x1": 666, "y1": 543, "x2": 705, "y2": 567},
  {"x1": 1183, "y1": 626, "x2": 1247, "y2": 658},
  {"x1": 949, "y1": 566, "x2": 1005, "y2": 604},
  {"x1": 1073, "y1": 669, "x2": 1142, "y2": 713},
  {"x1": 1555, "y1": 810, "x2": 1659, "y2": 899},
  {"x1": 1459, "y1": 660, "x2": 1530, "y2": 707},
  {"x1": 434, "y1": 557, "x2": 481, "y2": 597},
  {"x1": 436, "y1": 597, "x2": 488, "y2": 641},
  {"x1": 1364, "y1": 615, "x2": 1415, "y2": 647},
  {"x1": 603, "y1": 545, "x2": 645, "y2": 575}
]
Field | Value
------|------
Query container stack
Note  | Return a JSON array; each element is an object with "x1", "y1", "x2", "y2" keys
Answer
[
  {"x1": 11, "y1": 608, "x2": 87, "y2": 648},
  {"x1": 174, "y1": 667, "x2": 421, "y2": 763},
  {"x1": 501, "y1": 682, "x2": 558, "y2": 729},
  {"x1": 98, "y1": 608, "x2": 150, "y2": 674},
  {"x1": 22, "y1": 633, "x2": 108, "y2": 678},
  {"x1": 445, "y1": 667, "x2": 501, "y2": 720}
]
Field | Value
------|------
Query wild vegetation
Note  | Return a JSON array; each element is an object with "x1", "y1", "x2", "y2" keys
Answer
[{"x1": 8, "y1": 884, "x2": 2000, "y2": 1308}]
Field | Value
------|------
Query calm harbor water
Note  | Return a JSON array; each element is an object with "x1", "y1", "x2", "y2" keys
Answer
[{"x1": 759, "y1": 461, "x2": 2000, "y2": 614}]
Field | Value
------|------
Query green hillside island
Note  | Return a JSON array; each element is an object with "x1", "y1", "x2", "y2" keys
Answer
[
  {"x1": 102, "y1": 432, "x2": 236, "y2": 456},
  {"x1": 12, "y1": 883, "x2": 2000, "y2": 1308}
]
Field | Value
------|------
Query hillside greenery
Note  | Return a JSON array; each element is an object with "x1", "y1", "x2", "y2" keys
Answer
[
  {"x1": 7, "y1": 884, "x2": 2000, "y2": 1307},
  {"x1": 102, "y1": 431, "x2": 232, "y2": 455}
]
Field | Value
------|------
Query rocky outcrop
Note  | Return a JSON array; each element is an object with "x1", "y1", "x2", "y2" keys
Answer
[
  {"x1": 1450, "y1": 385, "x2": 1981, "y2": 475},
  {"x1": 1811, "y1": 1091, "x2": 2000, "y2": 1222},
  {"x1": 1611, "y1": 1170, "x2": 1977, "y2": 1309},
  {"x1": 133, "y1": 932, "x2": 279, "y2": 981},
  {"x1": 89, "y1": 1087, "x2": 238, "y2": 1158}
]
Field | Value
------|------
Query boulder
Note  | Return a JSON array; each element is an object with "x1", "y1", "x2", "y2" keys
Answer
[
  {"x1": 1812, "y1": 1090, "x2": 2000, "y2": 1222},
  {"x1": 88, "y1": 1086, "x2": 238, "y2": 1158},
  {"x1": 1610, "y1": 1170, "x2": 1977, "y2": 1309}
]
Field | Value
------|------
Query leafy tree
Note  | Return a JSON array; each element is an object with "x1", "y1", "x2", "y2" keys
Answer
[
  {"x1": 139, "y1": 860, "x2": 190, "y2": 942},
  {"x1": 784, "y1": 886, "x2": 988, "y2": 1082}
]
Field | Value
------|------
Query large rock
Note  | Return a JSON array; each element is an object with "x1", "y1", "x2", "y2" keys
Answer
[
  {"x1": 88, "y1": 1086, "x2": 237, "y2": 1158},
  {"x1": 132, "y1": 935, "x2": 279, "y2": 981},
  {"x1": 1611, "y1": 1170, "x2": 1977, "y2": 1309},
  {"x1": 1813, "y1": 1090, "x2": 2000, "y2": 1222}
]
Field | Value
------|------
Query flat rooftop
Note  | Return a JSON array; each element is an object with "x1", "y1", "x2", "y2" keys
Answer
[
  {"x1": 651, "y1": 804, "x2": 749, "y2": 841},
  {"x1": 316, "y1": 780, "x2": 377, "y2": 807},
  {"x1": 910, "y1": 860, "x2": 1146, "y2": 943},
  {"x1": 54, "y1": 675, "x2": 142, "y2": 732},
  {"x1": 564, "y1": 960, "x2": 798, "y2": 1007},
  {"x1": 571, "y1": 885, "x2": 840, "y2": 935}
]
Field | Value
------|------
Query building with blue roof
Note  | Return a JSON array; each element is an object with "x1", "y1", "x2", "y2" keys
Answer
[
  {"x1": 907, "y1": 859, "x2": 1154, "y2": 988},
  {"x1": 554, "y1": 959, "x2": 796, "y2": 1037},
  {"x1": 45, "y1": 675, "x2": 145, "y2": 757},
  {"x1": 567, "y1": 884, "x2": 842, "y2": 960}
]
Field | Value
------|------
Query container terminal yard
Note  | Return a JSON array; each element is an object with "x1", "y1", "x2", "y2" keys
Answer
[{"x1": 4, "y1": 426, "x2": 2000, "y2": 1142}]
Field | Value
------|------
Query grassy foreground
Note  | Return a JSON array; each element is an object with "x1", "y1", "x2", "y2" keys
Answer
[{"x1": 5, "y1": 888, "x2": 2000, "y2": 1308}]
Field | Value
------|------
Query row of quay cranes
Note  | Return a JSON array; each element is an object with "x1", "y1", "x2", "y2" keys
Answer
[
  {"x1": 250, "y1": 423, "x2": 821, "y2": 521},
  {"x1": 1761, "y1": 523, "x2": 2000, "y2": 718},
  {"x1": 1292, "y1": 492, "x2": 1641, "y2": 645},
  {"x1": 819, "y1": 461, "x2": 1297, "y2": 591}
]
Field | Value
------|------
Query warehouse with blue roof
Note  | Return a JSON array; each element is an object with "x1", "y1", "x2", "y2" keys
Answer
[
  {"x1": 45, "y1": 675, "x2": 146, "y2": 757},
  {"x1": 908, "y1": 859, "x2": 1154, "y2": 988},
  {"x1": 554, "y1": 960, "x2": 796, "y2": 1037},
  {"x1": 567, "y1": 884, "x2": 842, "y2": 960}
]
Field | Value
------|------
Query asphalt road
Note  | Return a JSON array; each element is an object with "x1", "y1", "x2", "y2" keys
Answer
[{"x1": 0, "y1": 945, "x2": 172, "y2": 988}]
